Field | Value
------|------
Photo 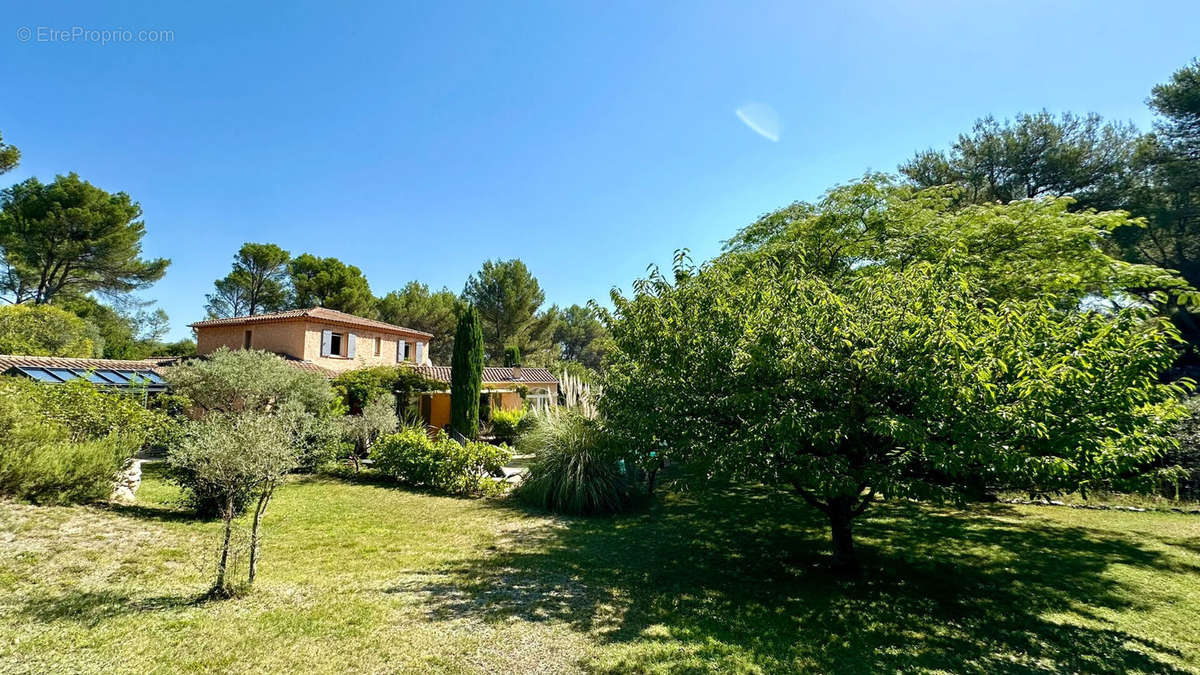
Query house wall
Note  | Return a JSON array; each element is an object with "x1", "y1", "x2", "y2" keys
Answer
[
  {"x1": 299, "y1": 321, "x2": 430, "y2": 374},
  {"x1": 195, "y1": 319, "x2": 433, "y2": 374},
  {"x1": 423, "y1": 385, "x2": 558, "y2": 431},
  {"x1": 196, "y1": 321, "x2": 307, "y2": 358}
]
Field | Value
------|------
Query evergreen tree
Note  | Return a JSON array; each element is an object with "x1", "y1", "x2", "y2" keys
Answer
[{"x1": 449, "y1": 304, "x2": 483, "y2": 440}]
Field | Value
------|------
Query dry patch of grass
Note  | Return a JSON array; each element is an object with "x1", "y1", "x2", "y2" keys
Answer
[{"x1": 1, "y1": 465, "x2": 1198, "y2": 673}]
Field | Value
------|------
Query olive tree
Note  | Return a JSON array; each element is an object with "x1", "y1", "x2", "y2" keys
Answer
[
  {"x1": 169, "y1": 413, "x2": 296, "y2": 595},
  {"x1": 603, "y1": 255, "x2": 1188, "y2": 574}
]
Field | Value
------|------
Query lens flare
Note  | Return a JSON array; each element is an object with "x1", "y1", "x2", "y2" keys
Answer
[{"x1": 735, "y1": 102, "x2": 781, "y2": 142}]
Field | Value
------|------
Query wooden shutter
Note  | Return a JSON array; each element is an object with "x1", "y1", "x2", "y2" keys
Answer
[
  {"x1": 347, "y1": 333, "x2": 357, "y2": 359},
  {"x1": 416, "y1": 341, "x2": 425, "y2": 364},
  {"x1": 397, "y1": 339, "x2": 406, "y2": 363},
  {"x1": 320, "y1": 330, "x2": 332, "y2": 356}
]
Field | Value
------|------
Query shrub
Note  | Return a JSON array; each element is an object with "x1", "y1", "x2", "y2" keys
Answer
[
  {"x1": 373, "y1": 424, "x2": 511, "y2": 496},
  {"x1": 489, "y1": 408, "x2": 529, "y2": 445},
  {"x1": 0, "y1": 304, "x2": 96, "y2": 357},
  {"x1": 332, "y1": 365, "x2": 438, "y2": 415},
  {"x1": 163, "y1": 348, "x2": 336, "y2": 416},
  {"x1": 514, "y1": 411, "x2": 630, "y2": 515},
  {"x1": 0, "y1": 378, "x2": 163, "y2": 504},
  {"x1": 1165, "y1": 397, "x2": 1200, "y2": 500},
  {"x1": 0, "y1": 418, "x2": 135, "y2": 505}
]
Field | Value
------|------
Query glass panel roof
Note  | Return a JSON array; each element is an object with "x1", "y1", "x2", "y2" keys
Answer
[{"x1": 6, "y1": 366, "x2": 167, "y2": 389}]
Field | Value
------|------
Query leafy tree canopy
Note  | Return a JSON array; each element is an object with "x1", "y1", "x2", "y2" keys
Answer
[
  {"x1": 0, "y1": 132, "x2": 19, "y2": 176},
  {"x1": 289, "y1": 253, "x2": 376, "y2": 317},
  {"x1": 899, "y1": 111, "x2": 1138, "y2": 210},
  {"x1": 463, "y1": 259, "x2": 554, "y2": 363},
  {"x1": 603, "y1": 253, "x2": 1189, "y2": 573},
  {"x1": 205, "y1": 243, "x2": 291, "y2": 318},
  {"x1": 553, "y1": 303, "x2": 612, "y2": 372},
  {"x1": 0, "y1": 173, "x2": 168, "y2": 304},
  {"x1": 376, "y1": 282, "x2": 461, "y2": 364},
  {"x1": 0, "y1": 303, "x2": 96, "y2": 357},
  {"x1": 164, "y1": 347, "x2": 336, "y2": 417},
  {"x1": 724, "y1": 176, "x2": 1191, "y2": 307}
]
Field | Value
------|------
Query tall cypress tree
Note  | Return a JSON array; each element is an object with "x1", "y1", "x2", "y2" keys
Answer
[{"x1": 450, "y1": 304, "x2": 484, "y2": 439}]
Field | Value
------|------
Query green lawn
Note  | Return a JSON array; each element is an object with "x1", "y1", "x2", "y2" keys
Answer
[{"x1": 1, "y1": 467, "x2": 1198, "y2": 673}]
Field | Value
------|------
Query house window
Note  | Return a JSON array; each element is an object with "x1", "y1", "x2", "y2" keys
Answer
[
  {"x1": 243, "y1": 330, "x2": 252, "y2": 349},
  {"x1": 329, "y1": 332, "x2": 343, "y2": 356},
  {"x1": 374, "y1": 337, "x2": 381, "y2": 356}
]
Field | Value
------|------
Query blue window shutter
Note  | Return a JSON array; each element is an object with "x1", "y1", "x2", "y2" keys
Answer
[
  {"x1": 321, "y1": 330, "x2": 332, "y2": 356},
  {"x1": 347, "y1": 333, "x2": 357, "y2": 359},
  {"x1": 397, "y1": 340, "x2": 406, "y2": 363}
]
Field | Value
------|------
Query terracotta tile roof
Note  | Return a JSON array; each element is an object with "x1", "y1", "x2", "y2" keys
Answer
[
  {"x1": 0, "y1": 354, "x2": 181, "y2": 376},
  {"x1": 189, "y1": 307, "x2": 434, "y2": 338},
  {"x1": 413, "y1": 365, "x2": 558, "y2": 386}
]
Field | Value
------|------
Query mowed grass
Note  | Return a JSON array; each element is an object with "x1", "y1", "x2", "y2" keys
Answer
[{"x1": 1, "y1": 466, "x2": 1199, "y2": 674}]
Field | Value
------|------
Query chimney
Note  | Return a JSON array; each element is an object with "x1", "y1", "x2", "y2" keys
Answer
[{"x1": 512, "y1": 365, "x2": 522, "y2": 381}]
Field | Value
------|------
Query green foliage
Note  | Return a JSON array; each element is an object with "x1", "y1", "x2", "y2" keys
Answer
[
  {"x1": 372, "y1": 424, "x2": 510, "y2": 496},
  {"x1": 164, "y1": 348, "x2": 336, "y2": 416},
  {"x1": 463, "y1": 259, "x2": 556, "y2": 363},
  {"x1": 489, "y1": 407, "x2": 530, "y2": 445},
  {"x1": 724, "y1": 176, "x2": 1190, "y2": 307},
  {"x1": 0, "y1": 173, "x2": 168, "y2": 304},
  {"x1": 503, "y1": 345, "x2": 521, "y2": 368},
  {"x1": 58, "y1": 296, "x2": 180, "y2": 359},
  {"x1": 206, "y1": 243, "x2": 292, "y2": 318},
  {"x1": 1165, "y1": 397, "x2": 1200, "y2": 499},
  {"x1": 0, "y1": 130, "x2": 18, "y2": 176},
  {"x1": 341, "y1": 393, "x2": 399, "y2": 456},
  {"x1": 168, "y1": 412, "x2": 297, "y2": 592},
  {"x1": 376, "y1": 282, "x2": 461, "y2": 364},
  {"x1": 604, "y1": 246, "x2": 1188, "y2": 571},
  {"x1": 514, "y1": 411, "x2": 630, "y2": 515},
  {"x1": 899, "y1": 111, "x2": 1138, "y2": 210},
  {"x1": 553, "y1": 303, "x2": 612, "y2": 372},
  {"x1": 450, "y1": 304, "x2": 484, "y2": 439},
  {"x1": 0, "y1": 378, "x2": 163, "y2": 504},
  {"x1": 0, "y1": 303, "x2": 96, "y2": 356},
  {"x1": 0, "y1": 424, "x2": 132, "y2": 505},
  {"x1": 289, "y1": 253, "x2": 376, "y2": 317},
  {"x1": 331, "y1": 365, "x2": 437, "y2": 415}
]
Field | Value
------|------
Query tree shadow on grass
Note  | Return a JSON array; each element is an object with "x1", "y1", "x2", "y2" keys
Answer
[
  {"x1": 395, "y1": 486, "x2": 1192, "y2": 673},
  {"x1": 16, "y1": 589, "x2": 207, "y2": 627}
]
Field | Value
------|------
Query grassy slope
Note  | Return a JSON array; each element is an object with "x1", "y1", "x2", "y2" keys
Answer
[{"x1": 0, "y1": 467, "x2": 1197, "y2": 674}]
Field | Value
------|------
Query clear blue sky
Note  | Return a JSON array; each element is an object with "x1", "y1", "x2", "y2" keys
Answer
[{"x1": 2, "y1": 1, "x2": 1197, "y2": 341}]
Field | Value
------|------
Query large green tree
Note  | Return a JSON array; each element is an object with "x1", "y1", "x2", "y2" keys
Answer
[
  {"x1": 289, "y1": 254, "x2": 376, "y2": 317},
  {"x1": 899, "y1": 111, "x2": 1138, "y2": 210},
  {"x1": 553, "y1": 303, "x2": 612, "y2": 372},
  {"x1": 0, "y1": 132, "x2": 19, "y2": 176},
  {"x1": 205, "y1": 243, "x2": 292, "y2": 318},
  {"x1": 0, "y1": 173, "x2": 169, "y2": 305},
  {"x1": 449, "y1": 304, "x2": 483, "y2": 440},
  {"x1": 376, "y1": 282, "x2": 460, "y2": 363},
  {"x1": 462, "y1": 259, "x2": 555, "y2": 363},
  {"x1": 724, "y1": 176, "x2": 1189, "y2": 305},
  {"x1": 604, "y1": 253, "x2": 1187, "y2": 574},
  {"x1": 1112, "y1": 60, "x2": 1200, "y2": 348}
]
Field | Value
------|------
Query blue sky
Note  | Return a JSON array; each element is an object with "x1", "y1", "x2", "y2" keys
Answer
[{"x1": 2, "y1": 1, "x2": 1197, "y2": 341}]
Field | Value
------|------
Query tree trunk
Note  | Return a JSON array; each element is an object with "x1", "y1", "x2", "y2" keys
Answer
[
  {"x1": 248, "y1": 488, "x2": 272, "y2": 586},
  {"x1": 215, "y1": 496, "x2": 234, "y2": 594},
  {"x1": 827, "y1": 497, "x2": 860, "y2": 577}
]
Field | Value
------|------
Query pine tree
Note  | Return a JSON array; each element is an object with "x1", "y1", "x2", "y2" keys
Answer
[{"x1": 450, "y1": 304, "x2": 483, "y2": 439}]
